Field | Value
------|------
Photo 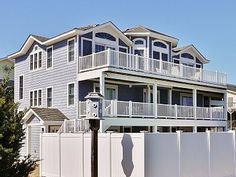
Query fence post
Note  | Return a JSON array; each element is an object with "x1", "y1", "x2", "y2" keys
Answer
[
  {"x1": 39, "y1": 133, "x2": 43, "y2": 177},
  {"x1": 160, "y1": 59, "x2": 163, "y2": 73},
  {"x1": 176, "y1": 130, "x2": 182, "y2": 177},
  {"x1": 180, "y1": 64, "x2": 183, "y2": 77},
  {"x1": 63, "y1": 119, "x2": 67, "y2": 133},
  {"x1": 58, "y1": 133, "x2": 61, "y2": 177},
  {"x1": 114, "y1": 100, "x2": 117, "y2": 117},
  {"x1": 129, "y1": 101, "x2": 132, "y2": 118},
  {"x1": 229, "y1": 130, "x2": 236, "y2": 176},
  {"x1": 206, "y1": 130, "x2": 211, "y2": 177}
]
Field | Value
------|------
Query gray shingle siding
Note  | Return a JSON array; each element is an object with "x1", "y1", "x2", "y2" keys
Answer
[{"x1": 15, "y1": 38, "x2": 78, "y2": 119}]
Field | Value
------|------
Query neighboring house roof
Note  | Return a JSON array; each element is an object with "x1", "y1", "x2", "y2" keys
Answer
[
  {"x1": 0, "y1": 57, "x2": 14, "y2": 63},
  {"x1": 172, "y1": 44, "x2": 210, "y2": 64},
  {"x1": 23, "y1": 107, "x2": 69, "y2": 124},
  {"x1": 227, "y1": 84, "x2": 236, "y2": 92},
  {"x1": 124, "y1": 25, "x2": 179, "y2": 47},
  {"x1": 8, "y1": 21, "x2": 132, "y2": 59}
]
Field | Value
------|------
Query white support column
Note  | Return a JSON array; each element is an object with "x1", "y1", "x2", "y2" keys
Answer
[
  {"x1": 224, "y1": 92, "x2": 228, "y2": 123},
  {"x1": 193, "y1": 89, "x2": 197, "y2": 120},
  {"x1": 193, "y1": 126, "x2": 197, "y2": 133},
  {"x1": 153, "y1": 83, "x2": 158, "y2": 118},
  {"x1": 168, "y1": 89, "x2": 172, "y2": 105},
  {"x1": 152, "y1": 126, "x2": 158, "y2": 133},
  {"x1": 147, "y1": 85, "x2": 151, "y2": 103},
  {"x1": 100, "y1": 71, "x2": 105, "y2": 96}
]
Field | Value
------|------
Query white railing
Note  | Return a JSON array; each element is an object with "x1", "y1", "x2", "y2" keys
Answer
[
  {"x1": 79, "y1": 100, "x2": 225, "y2": 120},
  {"x1": 58, "y1": 119, "x2": 90, "y2": 133},
  {"x1": 78, "y1": 50, "x2": 227, "y2": 86}
]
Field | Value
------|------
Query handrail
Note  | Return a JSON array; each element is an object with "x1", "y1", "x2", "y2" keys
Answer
[{"x1": 78, "y1": 49, "x2": 227, "y2": 86}]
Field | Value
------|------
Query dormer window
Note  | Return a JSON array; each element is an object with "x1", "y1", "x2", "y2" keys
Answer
[
  {"x1": 95, "y1": 32, "x2": 116, "y2": 41},
  {"x1": 134, "y1": 40, "x2": 144, "y2": 45},
  {"x1": 29, "y1": 45, "x2": 43, "y2": 71},
  {"x1": 152, "y1": 40, "x2": 169, "y2": 61},
  {"x1": 181, "y1": 53, "x2": 194, "y2": 60}
]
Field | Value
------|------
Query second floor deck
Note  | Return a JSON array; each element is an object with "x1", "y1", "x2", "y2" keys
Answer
[{"x1": 78, "y1": 49, "x2": 227, "y2": 86}]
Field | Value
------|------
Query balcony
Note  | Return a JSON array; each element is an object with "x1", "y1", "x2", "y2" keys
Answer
[
  {"x1": 78, "y1": 49, "x2": 227, "y2": 86},
  {"x1": 79, "y1": 100, "x2": 225, "y2": 121}
]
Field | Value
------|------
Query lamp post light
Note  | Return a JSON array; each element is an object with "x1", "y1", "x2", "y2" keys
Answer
[{"x1": 85, "y1": 92, "x2": 103, "y2": 177}]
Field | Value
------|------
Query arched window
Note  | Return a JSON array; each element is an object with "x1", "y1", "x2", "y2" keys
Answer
[
  {"x1": 181, "y1": 53, "x2": 194, "y2": 60},
  {"x1": 95, "y1": 32, "x2": 116, "y2": 41},
  {"x1": 135, "y1": 40, "x2": 144, "y2": 45},
  {"x1": 153, "y1": 41, "x2": 167, "y2": 49},
  {"x1": 152, "y1": 40, "x2": 169, "y2": 61}
]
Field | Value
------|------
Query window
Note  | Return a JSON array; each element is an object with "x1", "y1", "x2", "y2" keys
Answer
[
  {"x1": 119, "y1": 47, "x2": 127, "y2": 53},
  {"x1": 30, "y1": 91, "x2": 33, "y2": 106},
  {"x1": 47, "y1": 47, "x2": 53, "y2": 68},
  {"x1": 134, "y1": 50, "x2": 144, "y2": 56},
  {"x1": 29, "y1": 45, "x2": 42, "y2": 71},
  {"x1": 68, "y1": 39, "x2": 75, "y2": 62},
  {"x1": 30, "y1": 89, "x2": 42, "y2": 107},
  {"x1": 152, "y1": 40, "x2": 169, "y2": 62},
  {"x1": 19, "y1": 75, "x2": 23, "y2": 99},
  {"x1": 30, "y1": 55, "x2": 33, "y2": 70},
  {"x1": 95, "y1": 32, "x2": 116, "y2": 41},
  {"x1": 95, "y1": 44, "x2": 105, "y2": 53},
  {"x1": 34, "y1": 90, "x2": 37, "y2": 106},
  {"x1": 153, "y1": 41, "x2": 167, "y2": 48},
  {"x1": 34, "y1": 53, "x2": 38, "y2": 69},
  {"x1": 38, "y1": 90, "x2": 42, "y2": 106},
  {"x1": 68, "y1": 83, "x2": 75, "y2": 105},
  {"x1": 181, "y1": 53, "x2": 194, "y2": 60},
  {"x1": 38, "y1": 52, "x2": 42, "y2": 68},
  {"x1": 134, "y1": 40, "x2": 144, "y2": 45},
  {"x1": 47, "y1": 87, "x2": 52, "y2": 107}
]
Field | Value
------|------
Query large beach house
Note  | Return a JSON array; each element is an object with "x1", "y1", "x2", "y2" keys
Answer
[{"x1": 8, "y1": 22, "x2": 228, "y2": 156}]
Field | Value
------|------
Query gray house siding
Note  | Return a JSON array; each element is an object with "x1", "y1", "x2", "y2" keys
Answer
[{"x1": 15, "y1": 38, "x2": 78, "y2": 119}]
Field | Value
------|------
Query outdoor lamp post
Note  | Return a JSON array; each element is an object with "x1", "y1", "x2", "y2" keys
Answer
[{"x1": 85, "y1": 92, "x2": 103, "y2": 177}]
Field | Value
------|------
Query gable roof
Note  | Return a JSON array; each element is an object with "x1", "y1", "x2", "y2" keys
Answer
[
  {"x1": 124, "y1": 25, "x2": 179, "y2": 47},
  {"x1": 8, "y1": 21, "x2": 132, "y2": 59},
  {"x1": 23, "y1": 108, "x2": 69, "y2": 123},
  {"x1": 172, "y1": 44, "x2": 210, "y2": 64}
]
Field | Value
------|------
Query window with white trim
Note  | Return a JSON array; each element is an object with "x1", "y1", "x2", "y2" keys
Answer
[
  {"x1": 152, "y1": 40, "x2": 169, "y2": 61},
  {"x1": 47, "y1": 87, "x2": 53, "y2": 107},
  {"x1": 68, "y1": 83, "x2": 75, "y2": 105},
  {"x1": 19, "y1": 75, "x2": 23, "y2": 99},
  {"x1": 29, "y1": 45, "x2": 43, "y2": 70},
  {"x1": 68, "y1": 39, "x2": 75, "y2": 62},
  {"x1": 47, "y1": 47, "x2": 53, "y2": 68},
  {"x1": 29, "y1": 89, "x2": 42, "y2": 107}
]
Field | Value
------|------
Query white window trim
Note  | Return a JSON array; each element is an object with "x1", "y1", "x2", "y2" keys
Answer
[
  {"x1": 133, "y1": 38, "x2": 146, "y2": 57},
  {"x1": 81, "y1": 37, "x2": 93, "y2": 56},
  {"x1": 152, "y1": 40, "x2": 169, "y2": 60},
  {"x1": 46, "y1": 86, "x2": 53, "y2": 107},
  {"x1": 180, "y1": 92, "x2": 193, "y2": 106},
  {"x1": 95, "y1": 42, "x2": 116, "y2": 52},
  {"x1": 29, "y1": 45, "x2": 43, "y2": 71},
  {"x1": 93, "y1": 83, "x2": 118, "y2": 100},
  {"x1": 46, "y1": 46, "x2": 53, "y2": 69},
  {"x1": 67, "y1": 37, "x2": 76, "y2": 63},
  {"x1": 19, "y1": 74, "x2": 24, "y2": 100},
  {"x1": 29, "y1": 89, "x2": 43, "y2": 107},
  {"x1": 67, "y1": 82, "x2": 75, "y2": 107}
]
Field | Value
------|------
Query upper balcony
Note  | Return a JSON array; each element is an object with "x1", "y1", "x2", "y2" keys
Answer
[{"x1": 78, "y1": 49, "x2": 227, "y2": 86}]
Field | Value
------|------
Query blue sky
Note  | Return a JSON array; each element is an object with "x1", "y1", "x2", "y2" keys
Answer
[{"x1": 1, "y1": 0, "x2": 236, "y2": 83}]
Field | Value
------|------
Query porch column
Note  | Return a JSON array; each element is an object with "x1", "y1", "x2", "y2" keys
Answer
[
  {"x1": 147, "y1": 85, "x2": 151, "y2": 103},
  {"x1": 153, "y1": 83, "x2": 158, "y2": 118},
  {"x1": 152, "y1": 126, "x2": 158, "y2": 133},
  {"x1": 193, "y1": 126, "x2": 197, "y2": 133},
  {"x1": 224, "y1": 92, "x2": 228, "y2": 124},
  {"x1": 193, "y1": 89, "x2": 197, "y2": 120},
  {"x1": 100, "y1": 72, "x2": 105, "y2": 96},
  {"x1": 168, "y1": 89, "x2": 172, "y2": 105}
]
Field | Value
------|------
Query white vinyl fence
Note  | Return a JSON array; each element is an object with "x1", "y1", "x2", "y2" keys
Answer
[{"x1": 40, "y1": 131, "x2": 236, "y2": 177}]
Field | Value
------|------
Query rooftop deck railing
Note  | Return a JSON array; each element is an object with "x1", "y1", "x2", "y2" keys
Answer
[
  {"x1": 78, "y1": 49, "x2": 227, "y2": 86},
  {"x1": 79, "y1": 100, "x2": 225, "y2": 121}
]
